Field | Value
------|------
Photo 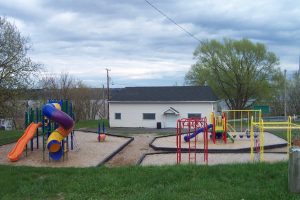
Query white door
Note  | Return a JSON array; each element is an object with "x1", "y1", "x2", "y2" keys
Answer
[{"x1": 165, "y1": 114, "x2": 178, "y2": 128}]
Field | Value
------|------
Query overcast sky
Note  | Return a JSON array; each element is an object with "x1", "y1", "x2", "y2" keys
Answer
[{"x1": 1, "y1": 0, "x2": 300, "y2": 87}]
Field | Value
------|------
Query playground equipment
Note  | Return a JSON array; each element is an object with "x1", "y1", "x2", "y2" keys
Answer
[
  {"x1": 184, "y1": 112, "x2": 231, "y2": 143},
  {"x1": 223, "y1": 110, "x2": 262, "y2": 134},
  {"x1": 7, "y1": 100, "x2": 76, "y2": 162},
  {"x1": 98, "y1": 121, "x2": 106, "y2": 142},
  {"x1": 176, "y1": 117, "x2": 209, "y2": 164},
  {"x1": 250, "y1": 116, "x2": 300, "y2": 161},
  {"x1": 7, "y1": 122, "x2": 42, "y2": 161},
  {"x1": 210, "y1": 112, "x2": 229, "y2": 143},
  {"x1": 43, "y1": 103, "x2": 74, "y2": 160}
]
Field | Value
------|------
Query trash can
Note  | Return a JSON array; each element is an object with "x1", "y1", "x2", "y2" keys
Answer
[
  {"x1": 156, "y1": 122, "x2": 161, "y2": 129},
  {"x1": 288, "y1": 147, "x2": 300, "y2": 193}
]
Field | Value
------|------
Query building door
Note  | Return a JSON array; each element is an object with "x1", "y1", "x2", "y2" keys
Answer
[{"x1": 165, "y1": 113, "x2": 178, "y2": 128}]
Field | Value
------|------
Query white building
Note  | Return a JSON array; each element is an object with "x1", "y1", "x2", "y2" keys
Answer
[{"x1": 109, "y1": 86, "x2": 218, "y2": 128}]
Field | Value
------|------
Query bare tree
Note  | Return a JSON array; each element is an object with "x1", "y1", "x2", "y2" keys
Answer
[
  {"x1": 39, "y1": 72, "x2": 104, "y2": 121},
  {"x1": 0, "y1": 17, "x2": 41, "y2": 119}
]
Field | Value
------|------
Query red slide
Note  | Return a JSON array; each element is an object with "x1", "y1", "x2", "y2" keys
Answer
[{"x1": 7, "y1": 122, "x2": 42, "y2": 162}]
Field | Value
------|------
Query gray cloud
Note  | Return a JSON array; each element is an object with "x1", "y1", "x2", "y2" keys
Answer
[{"x1": 0, "y1": 0, "x2": 299, "y2": 87}]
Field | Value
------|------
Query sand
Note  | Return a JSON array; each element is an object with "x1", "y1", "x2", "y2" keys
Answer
[
  {"x1": 0, "y1": 131, "x2": 131, "y2": 168},
  {"x1": 152, "y1": 132, "x2": 287, "y2": 151},
  {"x1": 140, "y1": 152, "x2": 288, "y2": 166}
]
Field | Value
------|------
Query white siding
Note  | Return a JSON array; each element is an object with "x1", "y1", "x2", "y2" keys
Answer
[{"x1": 109, "y1": 102, "x2": 215, "y2": 128}]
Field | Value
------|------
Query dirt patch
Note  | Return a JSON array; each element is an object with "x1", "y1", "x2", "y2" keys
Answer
[
  {"x1": 140, "y1": 153, "x2": 288, "y2": 166},
  {"x1": 105, "y1": 134, "x2": 158, "y2": 167}
]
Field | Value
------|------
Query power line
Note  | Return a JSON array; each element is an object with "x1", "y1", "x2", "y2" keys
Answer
[{"x1": 144, "y1": 0, "x2": 201, "y2": 43}]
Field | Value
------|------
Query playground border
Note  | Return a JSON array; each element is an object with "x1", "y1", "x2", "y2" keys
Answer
[
  {"x1": 149, "y1": 134, "x2": 288, "y2": 153},
  {"x1": 76, "y1": 130, "x2": 134, "y2": 166}
]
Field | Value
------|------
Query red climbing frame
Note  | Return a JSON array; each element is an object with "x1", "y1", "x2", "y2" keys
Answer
[{"x1": 176, "y1": 117, "x2": 208, "y2": 164}]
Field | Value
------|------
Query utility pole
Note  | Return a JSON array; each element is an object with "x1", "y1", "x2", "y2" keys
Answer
[
  {"x1": 106, "y1": 68, "x2": 111, "y2": 126},
  {"x1": 284, "y1": 69, "x2": 287, "y2": 120},
  {"x1": 102, "y1": 84, "x2": 105, "y2": 118}
]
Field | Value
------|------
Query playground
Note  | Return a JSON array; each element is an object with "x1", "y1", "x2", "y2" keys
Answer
[
  {"x1": 1, "y1": 106, "x2": 300, "y2": 168},
  {"x1": 139, "y1": 110, "x2": 300, "y2": 166},
  {"x1": 0, "y1": 130, "x2": 131, "y2": 167},
  {"x1": 0, "y1": 100, "x2": 133, "y2": 168}
]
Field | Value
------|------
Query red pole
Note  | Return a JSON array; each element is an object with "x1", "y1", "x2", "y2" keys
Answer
[
  {"x1": 176, "y1": 120, "x2": 179, "y2": 164},
  {"x1": 212, "y1": 116, "x2": 216, "y2": 144},
  {"x1": 188, "y1": 120, "x2": 191, "y2": 163}
]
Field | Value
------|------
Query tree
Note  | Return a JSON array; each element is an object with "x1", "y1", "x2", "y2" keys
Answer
[
  {"x1": 39, "y1": 72, "x2": 105, "y2": 121},
  {"x1": 288, "y1": 72, "x2": 300, "y2": 115},
  {"x1": 0, "y1": 17, "x2": 40, "y2": 118},
  {"x1": 185, "y1": 38, "x2": 282, "y2": 110},
  {"x1": 39, "y1": 72, "x2": 76, "y2": 100}
]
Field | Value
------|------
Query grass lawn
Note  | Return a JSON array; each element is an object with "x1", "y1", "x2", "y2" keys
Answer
[
  {"x1": 0, "y1": 130, "x2": 23, "y2": 145},
  {"x1": 0, "y1": 162, "x2": 297, "y2": 200}
]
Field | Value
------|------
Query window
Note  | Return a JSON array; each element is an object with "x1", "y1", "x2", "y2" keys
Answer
[
  {"x1": 188, "y1": 113, "x2": 201, "y2": 118},
  {"x1": 115, "y1": 113, "x2": 121, "y2": 120},
  {"x1": 143, "y1": 113, "x2": 155, "y2": 120}
]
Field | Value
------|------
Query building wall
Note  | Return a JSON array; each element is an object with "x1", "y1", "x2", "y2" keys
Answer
[{"x1": 109, "y1": 102, "x2": 216, "y2": 128}]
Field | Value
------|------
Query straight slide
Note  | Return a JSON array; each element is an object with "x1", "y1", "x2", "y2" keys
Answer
[
  {"x1": 7, "y1": 122, "x2": 42, "y2": 162},
  {"x1": 184, "y1": 124, "x2": 213, "y2": 142}
]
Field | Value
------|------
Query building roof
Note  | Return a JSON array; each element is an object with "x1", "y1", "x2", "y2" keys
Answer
[{"x1": 110, "y1": 86, "x2": 218, "y2": 102}]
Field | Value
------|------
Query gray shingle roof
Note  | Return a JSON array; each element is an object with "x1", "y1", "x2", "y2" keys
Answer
[{"x1": 110, "y1": 86, "x2": 218, "y2": 102}]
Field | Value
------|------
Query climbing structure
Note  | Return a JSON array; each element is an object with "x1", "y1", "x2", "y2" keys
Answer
[
  {"x1": 176, "y1": 117, "x2": 208, "y2": 164},
  {"x1": 250, "y1": 116, "x2": 300, "y2": 161},
  {"x1": 210, "y1": 112, "x2": 227, "y2": 144}
]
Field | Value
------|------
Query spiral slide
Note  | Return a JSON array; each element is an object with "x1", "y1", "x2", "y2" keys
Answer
[
  {"x1": 7, "y1": 122, "x2": 42, "y2": 162},
  {"x1": 184, "y1": 124, "x2": 213, "y2": 142},
  {"x1": 43, "y1": 103, "x2": 74, "y2": 160}
]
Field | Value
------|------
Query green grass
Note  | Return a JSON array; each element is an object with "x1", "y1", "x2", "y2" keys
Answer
[
  {"x1": 0, "y1": 162, "x2": 298, "y2": 200},
  {"x1": 0, "y1": 130, "x2": 23, "y2": 145},
  {"x1": 75, "y1": 119, "x2": 109, "y2": 129}
]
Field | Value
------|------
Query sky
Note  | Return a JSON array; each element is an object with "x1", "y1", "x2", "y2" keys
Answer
[{"x1": 1, "y1": 0, "x2": 300, "y2": 88}]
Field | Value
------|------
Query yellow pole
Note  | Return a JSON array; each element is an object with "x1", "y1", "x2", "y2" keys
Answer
[
  {"x1": 234, "y1": 111, "x2": 236, "y2": 131},
  {"x1": 260, "y1": 119, "x2": 264, "y2": 161},
  {"x1": 241, "y1": 111, "x2": 242, "y2": 132},
  {"x1": 250, "y1": 116, "x2": 254, "y2": 161},
  {"x1": 248, "y1": 111, "x2": 250, "y2": 131}
]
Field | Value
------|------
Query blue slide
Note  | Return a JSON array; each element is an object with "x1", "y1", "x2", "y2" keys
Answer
[{"x1": 184, "y1": 124, "x2": 213, "y2": 142}]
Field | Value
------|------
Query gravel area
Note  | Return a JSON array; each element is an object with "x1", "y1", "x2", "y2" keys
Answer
[
  {"x1": 0, "y1": 131, "x2": 131, "y2": 168},
  {"x1": 141, "y1": 152, "x2": 288, "y2": 166},
  {"x1": 152, "y1": 132, "x2": 287, "y2": 151},
  {"x1": 105, "y1": 134, "x2": 157, "y2": 167}
]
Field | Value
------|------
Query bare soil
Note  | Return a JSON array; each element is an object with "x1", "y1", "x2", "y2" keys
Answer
[{"x1": 105, "y1": 134, "x2": 158, "y2": 167}]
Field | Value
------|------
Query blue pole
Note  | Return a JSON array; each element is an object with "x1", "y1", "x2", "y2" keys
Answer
[
  {"x1": 36, "y1": 107, "x2": 39, "y2": 149},
  {"x1": 102, "y1": 121, "x2": 105, "y2": 133},
  {"x1": 30, "y1": 108, "x2": 33, "y2": 151},
  {"x1": 98, "y1": 121, "x2": 100, "y2": 142},
  {"x1": 71, "y1": 131, "x2": 74, "y2": 150}
]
